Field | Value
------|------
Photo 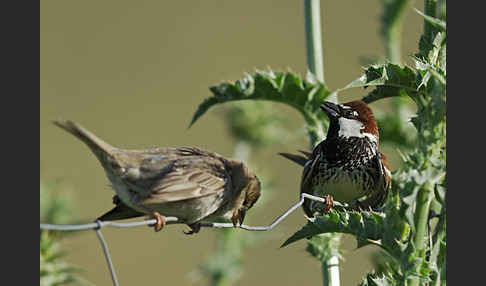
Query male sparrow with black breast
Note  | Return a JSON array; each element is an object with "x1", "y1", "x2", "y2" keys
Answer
[{"x1": 280, "y1": 100, "x2": 391, "y2": 217}]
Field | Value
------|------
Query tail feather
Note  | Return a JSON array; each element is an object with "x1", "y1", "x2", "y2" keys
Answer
[
  {"x1": 97, "y1": 203, "x2": 146, "y2": 221},
  {"x1": 278, "y1": 152, "x2": 309, "y2": 167},
  {"x1": 53, "y1": 119, "x2": 116, "y2": 159},
  {"x1": 297, "y1": 150, "x2": 312, "y2": 157}
]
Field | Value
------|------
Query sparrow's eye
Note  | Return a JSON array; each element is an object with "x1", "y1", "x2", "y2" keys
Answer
[{"x1": 343, "y1": 109, "x2": 358, "y2": 118}]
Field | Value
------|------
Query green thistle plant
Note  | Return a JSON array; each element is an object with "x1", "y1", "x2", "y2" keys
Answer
[
  {"x1": 282, "y1": 5, "x2": 446, "y2": 285},
  {"x1": 40, "y1": 176, "x2": 89, "y2": 285},
  {"x1": 191, "y1": 3, "x2": 445, "y2": 286}
]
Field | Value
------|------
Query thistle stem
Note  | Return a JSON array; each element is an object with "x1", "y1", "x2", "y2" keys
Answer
[
  {"x1": 305, "y1": 0, "x2": 325, "y2": 86},
  {"x1": 408, "y1": 181, "x2": 433, "y2": 286},
  {"x1": 321, "y1": 256, "x2": 340, "y2": 286},
  {"x1": 423, "y1": 0, "x2": 437, "y2": 40},
  {"x1": 304, "y1": 1, "x2": 340, "y2": 286},
  {"x1": 381, "y1": 0, "x2": 412, "y2": 64},
  {"x1": 413, "y1": 182, "x2": 433, "y2": 250}
]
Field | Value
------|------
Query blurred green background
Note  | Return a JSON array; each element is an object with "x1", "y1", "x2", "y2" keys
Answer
[{"x1": 40, "y1": 1, "x2": 422, "y2": 285}]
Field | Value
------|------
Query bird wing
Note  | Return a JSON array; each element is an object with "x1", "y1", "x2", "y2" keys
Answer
[
  {"x1": 379, "y1": 152, "x2": 392, "y2": 192},
  {"x1": 358, "y1": 152, "x2": 391, "y2": 209},
  {"x1": 139, "y1": 167, "x2": 227, "y2": 204},
  {"x1": 119, "y1": 147, "x2": 228, "y2": 202},
  {"x1": 299, "y1": 143, "x2": 325, "y2": 217}
]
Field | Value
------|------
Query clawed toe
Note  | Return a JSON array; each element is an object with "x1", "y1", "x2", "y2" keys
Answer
[
  {"x1": 183, "y1": 223, "x2": 201, "y2": 235},
  {"x1": 311, "y1": 195, "x2": 335, "y2": 217},
  {"x1": 147, "y1": 212, "x2": 166, "y2": 232},
  {"x1": 354, "y1": 200, "x2": 372, "y2": 212},
  {"x1": 323, "y1": 195, "x2": 334, "y2": 213}
]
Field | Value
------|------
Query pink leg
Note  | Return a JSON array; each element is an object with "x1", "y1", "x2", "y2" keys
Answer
[
  {"x1": 323, "y1": 195, "x2": 334, "y2": 213},
  {"x1": 147, "y1": 212, "x2": 166, "y2": 232}
]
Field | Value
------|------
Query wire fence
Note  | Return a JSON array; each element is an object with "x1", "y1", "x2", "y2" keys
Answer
[{"x1": 40, "y1": 194, "x2": 346, "y2": 286}]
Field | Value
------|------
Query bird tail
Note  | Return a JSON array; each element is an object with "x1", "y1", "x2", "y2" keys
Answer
[
  {"x1": 53, "y1": 119, "x2": 116, "y2": 162},
  {"x1": 97, "y1": 203, "x2": 145, "y2": 221},
  {"x1": 278, "y1": 150, "x2": 312, "y2": 167}
]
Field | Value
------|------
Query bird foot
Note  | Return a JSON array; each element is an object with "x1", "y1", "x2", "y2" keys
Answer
[
  {"x1": 183, "y1": 223, "x2": 201, "y2": 235},
  {"x1": 147, "y1": 212, "x2": 166, "y2": 232},
  {"x1": 323, "y1": 195, "x2": 334, "y2": 213},
  {"x1": 353, "y1": 200, "x2": 372, "y2": 212},
  {"x1": 311, "y1": 195, "x2": 335, "y2": 217}
]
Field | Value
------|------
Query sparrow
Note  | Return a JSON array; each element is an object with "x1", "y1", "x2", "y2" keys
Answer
[
  {"x1": 53, "y1": 120, "x2": 261, "y2": 234},
  {"x1": 279, "y1": 100, "x2": 391, "y2": 217}
]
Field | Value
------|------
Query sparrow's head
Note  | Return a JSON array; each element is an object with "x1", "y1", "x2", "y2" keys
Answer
[
  {"x1": 226, "y1": 160, "x2": 262, "y2": 226},
  {"x1": 320, "y1": 100, "x2": 379, "y2": 143},
  {"x1": 236, "y1": 172, "x2": 261, "y2": 226},
  {"x1": 242, "y1": 174, "x2": 261, "y2": 210}
]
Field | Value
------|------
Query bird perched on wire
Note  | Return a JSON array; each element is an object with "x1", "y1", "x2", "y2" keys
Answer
[
  {"x1": 53, "y1": 120, "x2": 261, "y2": 234},
  {"x1": 279, "y1": 100, "x2": 391, "y2": 218}
]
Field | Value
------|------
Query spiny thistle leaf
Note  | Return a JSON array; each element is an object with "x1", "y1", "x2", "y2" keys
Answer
[
  {"x1": 189, "y1": 70, "x2": 331, "y2": 126},
  {"x1": 330, "y1": 63, "x2": 419, "y2": 105},
  {"x1": 434, "y1": 184, "x2": 445, "y2": 205},
  {"x1": 360, "y1": 272, "x2": 395, "y2": 286},
  {"x1": 281, "y1": 209, "x2": 386, "y2": 248},
  {"x1": 414, "y1": 9, "x2": 446, "y2": 32},
  {"x1": 189, "y1": 70, "x2": 333, "y2": 146},
  {"x1": 40, "y1": 231, "x2": 91, "y2": 286},
  {"x1": 361, "y1": 64, "x2": 419, "y2": 104}
]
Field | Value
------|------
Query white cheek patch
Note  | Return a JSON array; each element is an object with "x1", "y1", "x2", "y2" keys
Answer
[
  {"x1": 338, "y1": 117, "x2": 364, "y2": 138},
  {"x1": 337, "y1": 117, "x2": 378, "y2": 143}
]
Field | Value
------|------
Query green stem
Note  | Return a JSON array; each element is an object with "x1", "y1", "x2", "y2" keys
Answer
[
  {"x1": 413, "y1": 182, "x2": 433, "y2": 251},
  {"x1": 407, "y1": 182, "x2": 433, "y2": 286},
  {"x1": 321, "y1": 256, "x2": 340, "y2": 286},
  {"x1": 304, "y1": 0, "x2": 325, "y2": 86},
  {"x1": 423, "y1": 0, "x2": 437, "y2": 39},
  {"x1": 381, "y1": 0, "x2": 412, "y2": 64},
  {"x1": 384, "y1": 23, "x2": 402, "y2": 65},
  {"x1": 210, "y1": 229, "x2": 245, "y2": 286},
  {"x1": 304, "y1": 1, "x2": 340, "y2": 286}
]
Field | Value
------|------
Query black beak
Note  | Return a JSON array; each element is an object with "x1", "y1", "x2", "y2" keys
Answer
[
  {"x1": 320, "y1": 101, "x2": 340, "y2": 119},
  {"x1": 238, "y1": 208, "x2": 247, "y2": 226},
  {"x1": 232, "y1": 208, "x2": 247, "y2": 227}
]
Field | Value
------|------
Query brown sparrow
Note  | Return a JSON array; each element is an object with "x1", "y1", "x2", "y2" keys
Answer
[
  {"x1": 53, "y1": 120, "x2": 261, "y2": 234},
  {"x1": 280, "y1": 100, "x2": 391, "y2": 217}
]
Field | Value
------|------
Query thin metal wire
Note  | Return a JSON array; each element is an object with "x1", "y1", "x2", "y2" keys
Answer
[
  {"x1": 94, "y1": 221, "x2": 119, "y2": 286},
  {"x1": 40, "y1": 194, "x2": 347, "y2": 232},
  {"x1": 40, "y1": 194, "x2": 345, "y2": 286}
]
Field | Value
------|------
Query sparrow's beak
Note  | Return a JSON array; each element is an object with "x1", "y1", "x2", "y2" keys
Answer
[
  {"x1": 231, "y1": 208, "x2": 247, "y2": 227},
  {"x1": 238, "y1": 209, "x2": 246, "y2": 226},
  {"x1": 320, "y1": 101, "x2": 340, "y2": 119}
]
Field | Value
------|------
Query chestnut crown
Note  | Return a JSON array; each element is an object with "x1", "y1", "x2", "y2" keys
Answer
[{"x1": 320, "y1": 100, "x2": 379, "y2": 141}]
